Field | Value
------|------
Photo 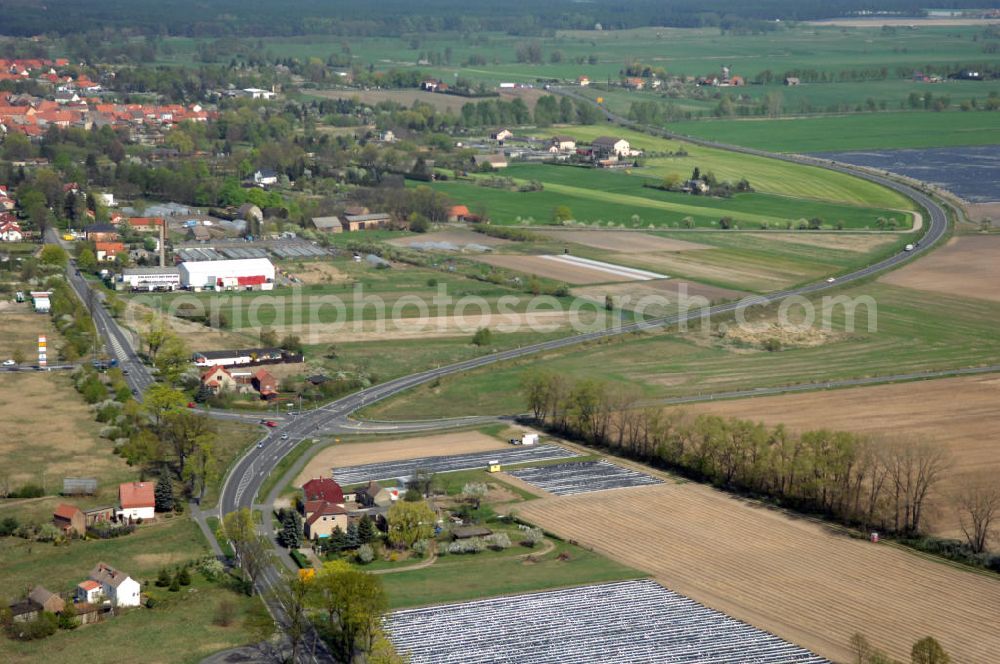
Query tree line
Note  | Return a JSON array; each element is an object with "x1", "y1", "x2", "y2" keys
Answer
[{"x1": 522, "y1": 372, "x2": 953, "y2": 537}]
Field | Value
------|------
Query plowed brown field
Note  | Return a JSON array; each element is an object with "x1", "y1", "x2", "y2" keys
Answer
[
  {"x1": 682, "y1": 374, "x2": 1000, "y2": 537},
  {"x1": 518, "y1": 483, "x2": 1000, "y2": 663},
  {"x1": 880, "y1": 236, "x2": 1000, "y2": 302}
]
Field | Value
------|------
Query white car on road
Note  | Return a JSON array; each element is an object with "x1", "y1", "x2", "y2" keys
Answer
[{"x1": 2, "y1": 359, "x2": 15, "y2": 366}]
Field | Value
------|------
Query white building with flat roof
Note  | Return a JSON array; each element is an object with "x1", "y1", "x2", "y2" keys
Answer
[
  {"x1": 120, "y1": 267, "x2": 181, "y2": 291},
  {"x1": 179, "y1": 258, "x2": 275, "y2": 291}
]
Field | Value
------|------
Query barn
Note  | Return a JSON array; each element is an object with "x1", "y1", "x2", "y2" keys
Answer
[{"x1": 178, "y1": 258, "x2": 275, "y2": 291}]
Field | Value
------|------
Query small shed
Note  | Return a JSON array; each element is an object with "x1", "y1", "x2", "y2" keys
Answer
[
  {"x1": 521, "y1": 433, "x2": 539, "y2": 446},
  {"x1": 452, "y1": 525, "x2": 493, "y2": 540},
  {"x1": 487, "y1": 460, "x2": 501, "y2": 473}
]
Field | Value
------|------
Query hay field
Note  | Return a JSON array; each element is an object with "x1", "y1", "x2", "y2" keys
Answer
[
  {"x1": 294, "y1": 430, "x2": 508, "y2": 485},
  {"x1": 880, "y1": 236, "x2": 1000, "y2": 302},
  {"x1": 0, "y1": 372, "x2": 131, "y2": 502},
  {"x1": 0, "y1": 304, "x2": 50, "y2": 361},
  {"x1": 518, "y1": 483, "x2": 1000, "y2": 663},
  {"x1": 682, "y1": 374, "x2": 1000, "y2": 537}
]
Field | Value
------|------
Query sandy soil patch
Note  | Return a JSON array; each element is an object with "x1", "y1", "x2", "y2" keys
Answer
[
  {"x1": 268, "y1": 309, "x2": 590, "y2": 343},
  {"x1": 295, "y1": 431, "x2": 509, "y2": 486},
  {"x1": 518, "y1": 482, "x2": 1000, "y2": 663},
  {"x1": 0, "y1": 307, "x2": 52, "y2": 361},
  {"x1": 719, "y1": 321, "x2": 845, "y2": 349},
  {"x1": 682, "y1": 374, "x2": 1000, "y2": 538},
  {"x1": 285, "y1": 262, "x2": 350, "y2": 285},
  {"x1": 388, "y1": 230, "x2": 511, "y2": 248},
  {"x1": 742, "y1": 232, "x2": 897, "y2": 253},
  {"x1": 536, "y1": 229, "x2": 710, "y2": 253},
  {"x1": 476, "y1": 254, "x2": 635, "y2": 285},
  {"x1": 880, "y1": 235, "x2": 1000, "y2": 302}
]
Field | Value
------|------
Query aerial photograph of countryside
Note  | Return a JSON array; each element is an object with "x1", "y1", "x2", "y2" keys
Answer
[{"x1": 0, "y1": 0, "x2": 999, "y2": 662}]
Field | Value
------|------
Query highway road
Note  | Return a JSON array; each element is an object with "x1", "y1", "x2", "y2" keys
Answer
[{"x1": 49, "y1": 114, "x2": 953, "y2": 662}]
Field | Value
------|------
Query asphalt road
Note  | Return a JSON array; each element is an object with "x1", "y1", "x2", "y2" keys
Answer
[{"x1": 48, "y1": 114, "x2": 951, "y2": 662}]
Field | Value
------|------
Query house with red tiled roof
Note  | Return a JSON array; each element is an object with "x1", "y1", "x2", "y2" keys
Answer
[
  {"x1": 95, "y1": 241, "x2": 125, "y2": 261},
  {"x1": 76, "y1": 580, "x2": 102, "y2": 604},
  {"x1": 303, "y1": 478, "x2": 345, "y2": 505},
  {"x1": 447, "y1": 205, "x2": 471, "y2": 222},
  {"x1": 125, "y1": 216, "x2": 164, "y2": 232},
  {"x1": 53, "y1": 503, "x2": 86, "y2": 536},
  {"x1": 201, "y1": 365, "x2": 235, "y2": 394},
  {"x1": 117, "y1": 482, "x2": 155, "y2": 521},
  {"x1": 252, "y1": 368, "x2": 279, "y2": 399}
]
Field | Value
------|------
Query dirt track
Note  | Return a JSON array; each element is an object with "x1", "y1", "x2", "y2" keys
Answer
[
  {"x1": 880, "y1": 236, "x2": 1000, "y2": 302},
  {"x1": 518, "y1": 482, "x2": 1000, "y2": 663},
  {"x1": 294, "y1": 431, "x2": 508, "y2": 486},
  {"x1": 682, "y1": 374, "x2": 1000, "y2": 538}
]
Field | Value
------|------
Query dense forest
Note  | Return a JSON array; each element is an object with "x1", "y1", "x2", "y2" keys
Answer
[{"x1": 1, "y1": 0, "x2": 995, "y2": 38}]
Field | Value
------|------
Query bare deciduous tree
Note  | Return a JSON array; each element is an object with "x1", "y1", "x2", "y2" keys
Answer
[{"x1": 954, "y1": 470, "x2": 1000, "y2": 553}]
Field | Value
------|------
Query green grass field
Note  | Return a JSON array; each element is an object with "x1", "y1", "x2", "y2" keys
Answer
[
  {"x1": 434, "y1": 162, "x2": 913, "y2": 229},
  {"x1": 367, "y1": 282, "x2": 1000, "y2": 420},
  {"x1": 665, "y1": 111, "x2": 1000, "y2": 152},
  {"x1": 0, "y1": 517, "x2": 260, "y2": 664},
  {"x1": 563, "y1": 126, "x2": 918, "y2": 211},
  {"x1": 380, "y1": 536, "x2": 645, "y2": 609}
]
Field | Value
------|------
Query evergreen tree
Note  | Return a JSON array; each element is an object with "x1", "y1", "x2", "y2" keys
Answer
[
  {"x1": 278, "y1": 510, "x2": 302, "y2": 549},
  {"x1": 327, "y1": 525, "x2": 348, "y2": 552},
  {"x1": 357, "y1": 515, "x2": 376, "y2": 544},
  {"x1": 177, "y1": 567, "x2": 191, "y2": 586},
  {"x1": 345, "y1": 521, "x2": 360, "y2": 550},
  {"x1": 154, "y1": 476, "x2": 175, "y2": 513},
  {"x1": 155, "y1": 568, "x2": 171, "y2": 587}
]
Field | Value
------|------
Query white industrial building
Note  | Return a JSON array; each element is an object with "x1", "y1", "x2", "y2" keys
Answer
[
  {"x1": 119, "y1": 267, "x2": 181, "y2": 291},
  {"x1": 179, "y1": 258, "x2": 275, "y2": 291}
]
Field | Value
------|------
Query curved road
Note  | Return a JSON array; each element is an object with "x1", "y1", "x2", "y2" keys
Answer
[{"x1": 54, "y1": 111, "x2": 952, "y2": 661}]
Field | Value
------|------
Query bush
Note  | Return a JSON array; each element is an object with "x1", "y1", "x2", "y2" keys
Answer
[
  {"x1": 197, "y1": 558, "x2": 226, "y2": 582},
  {"x1": 487, "y1": 532, "x2": 512, "y2": 550},
  {"x1": 155, "y1": 568, "x2": 171, "y2": 587},
  {"x1": 522, "y1": 528, "x2": 544, "y2": 547},
  {"x1": 5, "y1": 611, "x2": 59, "y2": 641},
  {"x1": 471, "y1": 327, "x2": 492, "y2": 347},
  {"x1": 12, "y1": 484, "x2": 44, "y2": 499},
  {"x1": 411, "y1": 539, "x2": 430, "y2": 557},
  {"x1": 35, "y1": 523, "x2": 62, "y2": 542},
  {"x1": 357, "y1": 543, "x2": 375, "y2": 564},
  {"x1": 169, "y1": 576, "x2": 181, "y2": 592},
  {"x1": 145, "y1": 597, "x2": 157, "y2": 609},
  {"x1": 0, "y1": 516, "x2": 19, "y2": 536},
  {"x1": 289, "y1": 550, "x2": 310, "y2": 569}
]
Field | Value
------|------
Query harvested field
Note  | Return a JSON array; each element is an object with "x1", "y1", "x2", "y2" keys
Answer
[
  {"x1": 507, "y1": 460, "x2": 662, "y2": 495},
  {"x1": 741, "y1": 233, "x2": 897, "y2": 253},
  {"x1": 331, "y1": 444, "x2": 579, "y2": 486},
  {"x1": 517, "y1": 483, "x2": 1000, "y2": 663},
  {"x1": 388, "y1": 230, "x2": 511, "y2": 248},
  {"x1": 536, "y1": 229, "x2": 710, "y2": 253},
  {"x1": 880, "y1": 236, "x2": 1000, "y2": 302},
  {"x1": 476, "y1": 254, "x2": 639, "y2": 285},
  {"x1": 295, "y1": 431, "x2": 509, "y2": 486},
  {"x1": 681, "y1": 374, "x2": 1000, "y2": 537},
  {"x1": 387, "y1": 580, "x2": 827, "y2": 664},
  {"x1": 966, "y1": 202, "x2": 1000, "y2": 223},
  {"x1": 606, "y1": 250, "x2": 811, "y2": 293}
]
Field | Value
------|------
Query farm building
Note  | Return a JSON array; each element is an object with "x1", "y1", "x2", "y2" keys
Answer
[
  {"x1": 95, "y1": 241, "x2": 126, "y2": 262},
  {"x1": 343, "y1": 212, "x2": 392, "y2": 231},
  {"x1": 84, "y1": 223, "x2": 119, "y2": 242},
  {"x1": 117, "y1": 481, "x2": 155, "y2": 521},
  {"x1": 447, "y1": 205, "x2": 471, "y2": 222},
  {"x1": 76, "y1": 580, "x2": 102, "y2": 604},
  {"x1": 473, "y1": 154, "x2": 508, "y2": 169},
  {"x1": 88, "y1": 563, "x2": 141, "y2": 608},
  {"x1": 8, "y1": 598, "x2": 43, "y2": 623},
  {"x1": 356, "y1": 480, "x2": 397, "y2": 507},
  {"x1": 550, "y1": 136, "x2": 577, "y2": 152},
  {"x1": 62, "y1": 477, "x2": 98, "y2": 495},
  {"x1": 252, "y1": 368, "x2": 279, "y2": 398},
  {"x1": 124, "y1": 217, "x2": 164, "y2": 232},
  {"x1": 53, "y1": 503, "x2": 86, "y2": 536},
  {"x1": 590, "y1": 137, "x2": 635, "y2": 159},
  {"x1": 312, "y1": 216, "x2": 343, "y2": 233},
  {"x1": 119, "y1": 266, "x2": 181, "y2": 291},
  {"x1": 83, "y1": 505, "x2": 115, "y2": 526},
  {"x1": 178, "y1": 258, "x2": 275, "y2": 291},
  {"x1": 29, "y1": 586, "x2": 65, "y2": 614}
]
